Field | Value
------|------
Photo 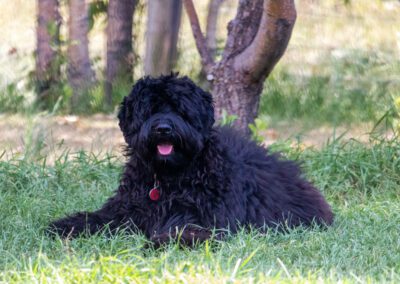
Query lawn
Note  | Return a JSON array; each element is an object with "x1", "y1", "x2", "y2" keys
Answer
[{"x1": 1, "y1": 136, "x2": 399, "y2": 283}]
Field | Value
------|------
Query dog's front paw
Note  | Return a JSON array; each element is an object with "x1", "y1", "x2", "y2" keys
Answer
[
  {"x1": 47, "y1": 221, "x2": 75, "y2": 238},
  {"x1": 46, "y1": 217, "x2": 86, "y2": 238}
]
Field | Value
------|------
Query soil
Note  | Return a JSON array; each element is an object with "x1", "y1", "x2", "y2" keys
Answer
[{"x1": 0, "y1": 114, "x2": 388, "y2": 162}]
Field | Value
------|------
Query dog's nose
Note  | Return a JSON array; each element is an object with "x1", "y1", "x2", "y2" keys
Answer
[{"x1": 155, "y1": 124, "x2": 172, "y2": 135}]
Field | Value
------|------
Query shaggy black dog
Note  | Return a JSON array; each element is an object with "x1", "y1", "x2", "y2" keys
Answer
[{"x1": 49, "y1": 74, "x2": 333, "y2": 245}]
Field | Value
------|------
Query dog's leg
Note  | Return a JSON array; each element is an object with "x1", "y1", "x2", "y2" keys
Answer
[
  {"x1": 47, "y1": 196, "x2": 125, "y2": 238},
  {"x1": 48, "y1": 211, "x2": 117, "y2": 238}
]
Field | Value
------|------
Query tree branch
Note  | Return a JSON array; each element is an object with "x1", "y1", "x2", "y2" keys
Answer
[
  {"x1": 183, "y1": 0, "x2": 214, "y2": 73},
  {"x1": 222, "y1": 0, "x2": 263, "y2": 61},
  {"x1": 233, "y1": 0, "x2": 296, "y2": 82}
]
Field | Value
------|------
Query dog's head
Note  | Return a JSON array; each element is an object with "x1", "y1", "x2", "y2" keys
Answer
[{"x1": 118, "y1": 74, "x2": 214, "y2": 172}]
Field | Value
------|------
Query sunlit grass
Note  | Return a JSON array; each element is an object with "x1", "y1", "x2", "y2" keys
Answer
[
  {"x1": 260, "y1": 50, "x2": 400, "y2": 125},
  {"x1": 0, "y1": 135, "x2": 399, "y2": 282}
]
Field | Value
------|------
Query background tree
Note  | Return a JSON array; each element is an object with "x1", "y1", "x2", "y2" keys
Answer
[
  {"x1": 36, "y1": 0, "x2": 61, "y2": 106},
  {"x1": 205, "y1": 0, "x2": 225, "y2": 58},
  {"x1": 198, "y1": 0, "x2": 225, "y2": 85},
  {"x1": 105, "y1": 0, "x2": 137, "y2": 106},
  {"x1": 184, "y1": 0, "x2": 296, "y2": 133},
  {"x1": 144, "y1": 0, "x2": 182, "y2": 76},
  {"x1": 67, "y1": 0, "x2": 95, "y2": 109}
]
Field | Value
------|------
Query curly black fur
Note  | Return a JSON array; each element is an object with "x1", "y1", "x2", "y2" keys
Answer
[{"x1": 49, "y1": 74, "x2": 333, "y2": 245}]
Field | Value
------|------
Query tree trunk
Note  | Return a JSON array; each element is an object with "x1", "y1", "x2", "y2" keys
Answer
[
  {"x1": 105, "y1": 0, "x2": 137, "y2": 106},
  {"x1": 67, "y1": 0, "x2": 95, "y2": 109},
  {"x1": 212, "y1": 63, "x2": 264, "y2": 130},
  {"x1": 36, "y1": 0, "x2": 61, "y2": 105},
  {"x1": 183, "y1": 0, "x2": 296, "y2": 133},
  {"x1": 212, "y1": 0, "x2": 267, "y2": 130},
  {"x1": 144, "y1": 0, "x2": 182, "y2": 76}
]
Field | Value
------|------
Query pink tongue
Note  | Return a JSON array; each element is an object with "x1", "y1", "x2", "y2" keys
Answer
[{"x1": 157, "y1": 144, "x2": 173, "y2": 155}]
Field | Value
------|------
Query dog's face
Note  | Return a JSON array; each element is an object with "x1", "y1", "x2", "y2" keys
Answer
[{"x1": 118, "y1": 75, "x2": 214, "y2": 173}]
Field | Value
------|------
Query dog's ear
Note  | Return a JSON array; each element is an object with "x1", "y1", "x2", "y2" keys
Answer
[
  {"x1": 118, "y1": 78, "x2": 151, "y2": 144},
  {"x1": 178, "y1": 76, "x2": 215, "y2": 133},
  {"x1": 117, "y1": 96, "x2": 132, "y2": 144},
  {"x1": 196, "y1": 87, "x2": 215, "y2": 132},
  {"x1": 203, "y1": 99, "x2": 215, "y2": 132}
]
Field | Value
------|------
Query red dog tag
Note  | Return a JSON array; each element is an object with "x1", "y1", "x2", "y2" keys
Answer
[{"x1": 149, "y1": 188, "x2": 160, "y2": 201}]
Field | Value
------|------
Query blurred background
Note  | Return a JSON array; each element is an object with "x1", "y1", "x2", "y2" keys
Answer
[{"x1": 0, "y1": 0, "x2": 399, "y2": 159}]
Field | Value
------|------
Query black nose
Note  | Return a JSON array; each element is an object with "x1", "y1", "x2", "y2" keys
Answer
[{"x1": 155, "y1": 123, "x2": 172, "y2": 135}]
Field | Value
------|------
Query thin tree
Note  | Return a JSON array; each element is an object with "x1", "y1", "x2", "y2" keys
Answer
[
  {"x1": 36, "y1": 0, "x2": 61, "y2": 105},
  {"x1": 105, "y1": 0, "x2": 137, "y2": 106},
  {"x1": 199, "y1": 0, "x2": 225, "y2": 84},
  {"x1": 183, "y1": 0, "x2": 296, "y2": 133},
  {"x1": 205, "y1": 0, "x2": 225, "y2": 58},
  {"x1": 144, "y1": 0, "x2": 182, "y2": 76},
  {"x1": 67, "y1": 0, "x2": 95, "y2": 109}
]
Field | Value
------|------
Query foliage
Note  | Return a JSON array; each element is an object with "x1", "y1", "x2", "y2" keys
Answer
[
  {"x1": 392, "y1": 96, "x2": 400, "y2": 134},
  {"x1": 259, "y1": 50, "x2": 399, "y2": 126},
  {"x1": 88, "y1": 0, "x2": 108, "y2": 31},
  {"x1": 0, "y1": 135, "x2": 399, "y2": 282},
  {"x1": 219, "y1": 110, "x2": 268, "y2": 144},
  {"x1": 248, "y1": 117, "x2": 268, "y2": 144},
  {"x1": 219, "y1": 109, "x2": 238, "y2": 126},
  {"x1": 0, "y1": 83, "x2": 27, "y2": 113}
]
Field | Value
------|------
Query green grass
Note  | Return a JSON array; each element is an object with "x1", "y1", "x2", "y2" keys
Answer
[
  {"x1": 260, "y1": 49, "x2": 400, "y2": 126},
  {"x1": 1, "y1": 136, "x2": 399, "y2": 283}
]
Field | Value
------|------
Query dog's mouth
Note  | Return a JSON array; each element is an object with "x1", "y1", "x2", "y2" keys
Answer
[{"x1": 157, "y1": 143, "x2": 174, "y2": 156}]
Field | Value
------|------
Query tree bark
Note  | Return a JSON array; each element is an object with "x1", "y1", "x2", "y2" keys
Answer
[
  {"x1": 105, "y1": 0, "x2": 137, "y2": 106},
  {"x1": 144, "y1": 0, "x2": 182, "y2": 76},
  {"x1": 183, "y1": 0, "x2": 296, "y2": 133},
  {"x1": 67, "y1": 0, "x2": 95, "y2": 109},
  {"x1": 36, "y1": 0, "x2": 61, "y2": 105},
  {"x1": 212, "y1": 64, "x2": 264, "y2": 131}
]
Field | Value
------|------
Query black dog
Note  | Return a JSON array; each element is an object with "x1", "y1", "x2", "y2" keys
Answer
[{"x1": 49, "y1": 74, "x2": 333, "y2": 245}]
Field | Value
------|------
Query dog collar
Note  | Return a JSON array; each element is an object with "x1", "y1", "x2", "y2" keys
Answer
[{"x1": 149, "y1": 175, "x2": 160, "y2": 201}]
